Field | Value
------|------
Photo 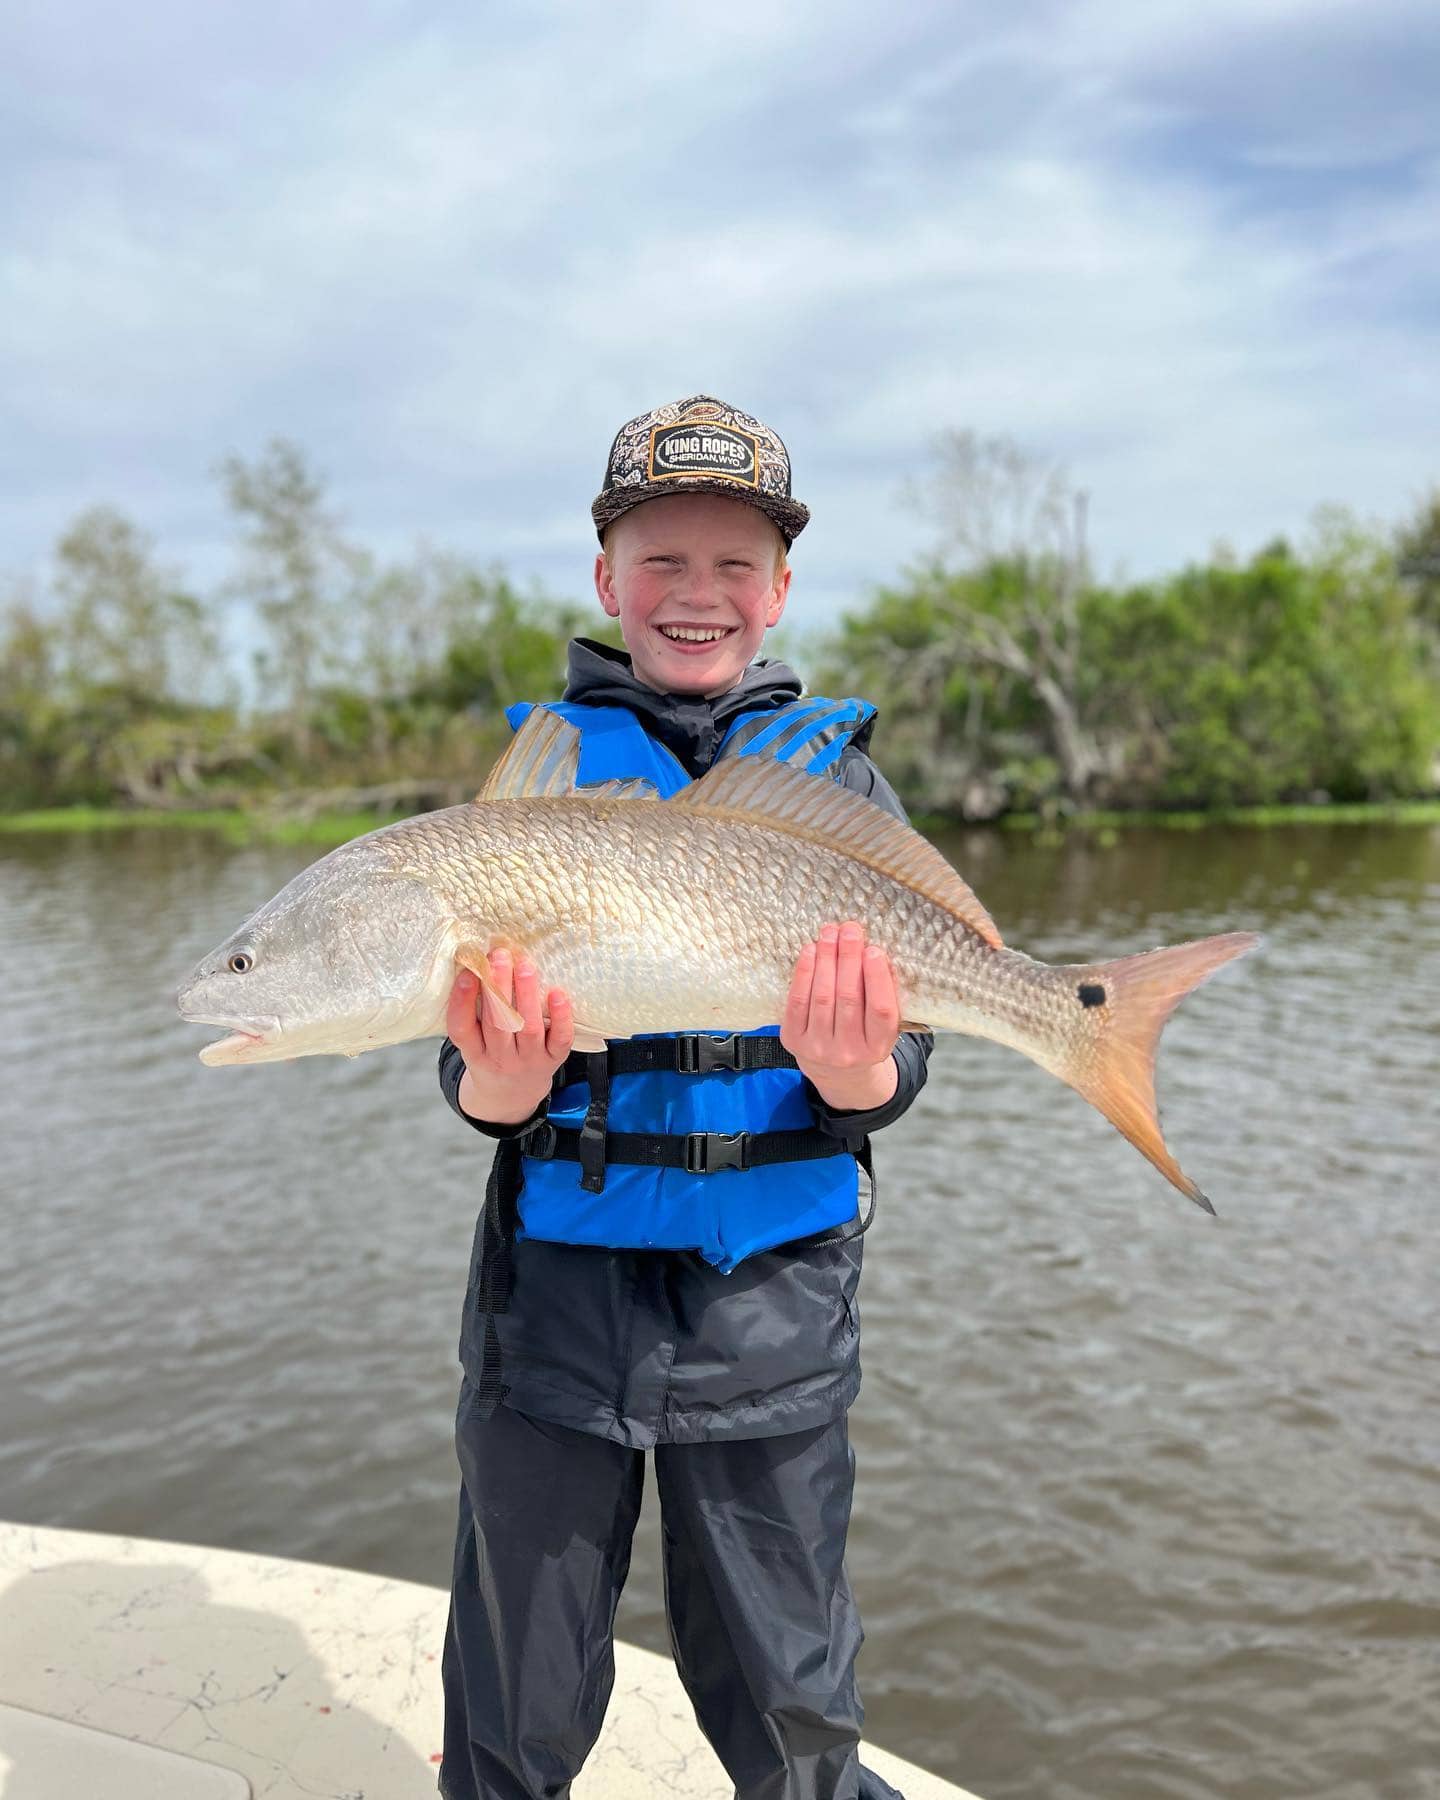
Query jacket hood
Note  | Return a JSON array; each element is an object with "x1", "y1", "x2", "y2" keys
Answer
[{"x1": 562, "y1": 637, "x2": 804, "y2": 777}]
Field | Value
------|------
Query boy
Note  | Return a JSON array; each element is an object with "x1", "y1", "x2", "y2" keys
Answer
[{"x1": 437, "y1": 396, "x2": 932, "y2": 1800}]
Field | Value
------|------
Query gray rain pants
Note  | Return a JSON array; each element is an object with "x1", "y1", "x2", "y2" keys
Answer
[{"x1": 439, "y1": 1381, "x2": 905, "y2": 1800}]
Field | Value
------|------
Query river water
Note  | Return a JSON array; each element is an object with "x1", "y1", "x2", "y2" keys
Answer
[{"x1": 2, "y1": 821, "x2": 1437, "y2": 1799}]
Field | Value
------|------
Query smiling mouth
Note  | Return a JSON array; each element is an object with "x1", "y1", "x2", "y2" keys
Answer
[{"x1": 656, "y1": 624, "x2": 735, "y2": 644}]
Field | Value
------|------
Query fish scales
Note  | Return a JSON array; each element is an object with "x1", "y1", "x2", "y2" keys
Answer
[
  {"x1": 177, "y1": 707, "x2": 1259, "y2": 1208},
  {"x1": 378, "y1": 797, "x2": 984, "y2": 1038}
]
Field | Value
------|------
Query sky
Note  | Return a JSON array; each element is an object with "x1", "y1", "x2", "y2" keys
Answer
[{"x1": 3, "y1": 0, "x2": 1437, "y2": 638}]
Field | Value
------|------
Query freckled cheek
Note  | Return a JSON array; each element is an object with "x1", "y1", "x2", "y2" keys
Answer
[{"x1": 628, "y1": 581, "x2": 673, "y2": 623}]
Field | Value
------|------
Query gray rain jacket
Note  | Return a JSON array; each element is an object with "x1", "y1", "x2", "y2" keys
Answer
[{"x1": 439, "y1": 638, "x2": 933, "y2": 1446}]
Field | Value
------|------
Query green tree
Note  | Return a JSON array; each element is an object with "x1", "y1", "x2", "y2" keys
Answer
[
  {"x1": 816, "y1": 432, "x2": 1104, "y2": 816},
  {"x1": 0, "y1": 512, "x2": 234, "y2": 809},
  {"x1": 1094, "y1": 518, "x2": 1438, "y2": 806},
  {"x1": 423, "y1": 574, "x2": 591, "y2": 715},
  {"x1": 816, "y1": 568, "x2": 1062, "y2": 817},
  {"x1": 220, "y1": 438, "x2": 363, "y2": 755},
  {"x1": 52, "y1": 507, "x2": 215, "y2": 701},
  {"x1": 0, "y1": 593, "x2": 65, "y2": 807},
  {"x1": 1396, "y1": 488, "x2": 1440, "y2": 653},
  {"x1": 903, "y1": 432, "x2": 1101, "y2": 802}
]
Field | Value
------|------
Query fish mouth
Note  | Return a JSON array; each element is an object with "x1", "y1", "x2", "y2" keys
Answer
[
  {"x1": 178, "y1": 1008, "x2": 282, "y2": 1065},
  {"x1": 198, "y1": 1030, "x2": 271, "y2": 1065}
]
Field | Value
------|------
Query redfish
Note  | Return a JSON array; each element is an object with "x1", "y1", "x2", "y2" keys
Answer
[{"x1": 178, "y1": 708, "x2": 1258, "y2": 1210}]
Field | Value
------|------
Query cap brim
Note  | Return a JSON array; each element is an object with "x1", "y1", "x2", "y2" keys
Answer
[{"x1": 592, "y1": 479, "x2": 809, "y2": 546}]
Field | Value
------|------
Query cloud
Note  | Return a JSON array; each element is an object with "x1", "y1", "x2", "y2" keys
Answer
[{"x1": 1, "y1": 0, "x2": 1435, "y2": 642}]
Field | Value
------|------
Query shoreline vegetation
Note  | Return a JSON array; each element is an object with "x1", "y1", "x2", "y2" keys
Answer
[
  {"x1": 4, "y1": 796, "x2": 1438, "y2": 852},
  {"x1": 5, "y1": 434, "x2": 1438, "y2": 833}
]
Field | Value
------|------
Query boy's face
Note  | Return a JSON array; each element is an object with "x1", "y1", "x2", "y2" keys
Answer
[{"x1": 594, "y1": 492, "x2": 791, "y2": 698}]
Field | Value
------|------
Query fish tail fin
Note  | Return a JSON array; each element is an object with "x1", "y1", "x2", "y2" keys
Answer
[{"x1": 1058, "y1": 931, "x2": 1261, "y2": 1213}]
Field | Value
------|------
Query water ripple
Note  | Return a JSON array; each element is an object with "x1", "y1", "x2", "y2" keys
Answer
[{"x1": 3, "y1": 823, "x2": 1439, "y2": 1798}]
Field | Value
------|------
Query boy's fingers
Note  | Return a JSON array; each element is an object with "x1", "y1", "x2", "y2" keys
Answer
[
  {"x1": 783, "y1": 941, "x2": 817, "y2": 1041},
  {"x1": 513, "y1": 960, "x2": 545, "y2": 1040},
  {"x1": 834, "y1": 923, "x2": 865, "y2": 1024},
  {"x1": 545, "y1": 988, "x2": 574, "y2": 1061},
  {"x1": 809, "y1": 924, "x2": 839, "y2": 1034},
  {"x1": 862, "y1": 944, "x2": 901, "y2": 1053},
  {"x1": 489, "y1": 949, "x2": 514, "y2": 1004},
  {"x1": 446, "y1": 971, "x2": 483, "y2": 1052},
  {"x1": 444, "y1": 970, "x2": 471, "y2": 1028}
]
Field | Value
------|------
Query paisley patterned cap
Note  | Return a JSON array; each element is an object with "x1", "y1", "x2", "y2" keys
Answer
[{"x1": 592, "y1": 394, "x2": 810, "y2": 545}]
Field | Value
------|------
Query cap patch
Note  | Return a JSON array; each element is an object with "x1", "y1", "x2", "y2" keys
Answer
[
  {"x1": 649, "y1": 423, "x2": 759, "y2": 487},
  {"x1": 593, "y1": 394, "x2": 810, "y2": 544}
]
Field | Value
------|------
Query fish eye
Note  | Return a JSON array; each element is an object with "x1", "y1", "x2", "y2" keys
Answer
[{"x1": 228, "y1": 950, "x2": 255, "y2": 975}]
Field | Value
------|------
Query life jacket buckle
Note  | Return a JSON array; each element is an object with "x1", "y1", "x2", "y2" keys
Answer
[
  {"x1": 677, "y1": 1032, "x2": 744, "y2": 1074},
  {"x1": 683, "y1": 1130, "x2": 751, "y2": 1174}
]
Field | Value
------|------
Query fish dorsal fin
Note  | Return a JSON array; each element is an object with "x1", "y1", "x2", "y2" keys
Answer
[
  {"x1": 476, "y1": 708, "x2": 581, "y2": 801},
  {"x1": 673, "y1": 757, "x2": 1004, "y2": 948},
  {"x1": 475, "y1": 710, "x2": 661, "y2": 803},
  {"x1": 589, "y1": 777, "x2": 661, "y2": 800}
]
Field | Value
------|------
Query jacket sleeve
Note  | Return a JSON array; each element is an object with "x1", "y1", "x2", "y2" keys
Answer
[{"x1": 803, "y1": 745, "x2": 935, "y2": 1139}]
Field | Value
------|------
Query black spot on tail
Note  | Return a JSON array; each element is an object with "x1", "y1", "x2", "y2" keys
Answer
[{"x1": 1078, "y1": 983, "x2": 1106, "y2": 1008}]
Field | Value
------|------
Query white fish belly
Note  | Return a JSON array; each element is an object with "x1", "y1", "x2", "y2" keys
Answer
[{"x1": 531, "y1": 928, "x2": 783, "y2": 1036}]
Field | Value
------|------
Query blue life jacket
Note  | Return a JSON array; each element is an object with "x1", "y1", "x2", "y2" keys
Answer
[{"x1": 504, "y1": 693, "x2": 879, "y2": 1273}]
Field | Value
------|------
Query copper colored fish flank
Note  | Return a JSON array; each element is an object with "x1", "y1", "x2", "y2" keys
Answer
[{"x1": 177, "y1": 710, "x2": 1260, "y2": 1211}]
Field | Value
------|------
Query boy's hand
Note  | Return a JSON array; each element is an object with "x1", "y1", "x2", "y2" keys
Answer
[
  {"x1": 781, "y1": 922, "x2": 901, "y2": 1113},
  {"x1": 447, "y1": 949, "x2": 574, "y2": 1125}
]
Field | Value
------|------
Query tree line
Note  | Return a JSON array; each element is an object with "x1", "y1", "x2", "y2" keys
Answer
[
  {"x1": 3, "y1": 434, "x2": 1437, "y2": 822},
  {"x1": 0, "y1": 440, "x2": 599, "y2": 817},
  {"x1": 814, "y1": 434, "x2": 1440, "y2": 818}
]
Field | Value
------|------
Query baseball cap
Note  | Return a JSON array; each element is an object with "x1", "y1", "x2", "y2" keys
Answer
[{"x1": 592, "y1": 394, "x2": 810, "y2": 546}]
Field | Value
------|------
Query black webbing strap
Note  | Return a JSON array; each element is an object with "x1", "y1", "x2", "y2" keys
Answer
[
  {"x1": 471, "y1": 1138, "x2": 522, "y2": 1419},
  {"x1": 523, "y1": 1120, "x2": 865, "y2": 1175},
  {"x1": 557, "y1": 1035, "x2": 804, "y2": 1196},
  {"x1": 576, "y1": 1049, "x2": 610, "y2": 1195},
  {"x1": 520, "y1": 1121, "x2": 879, "y2": 1249},
  {"x1": 558, "y1": 1033, "x2": 800, "y2": 1083}
]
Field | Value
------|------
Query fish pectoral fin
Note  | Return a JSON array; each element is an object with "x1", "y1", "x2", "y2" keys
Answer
[
  {"x1": 568, "y1": 1023, "x2": 610, "y2": 1054},
  {"x1": 453, "y1": 941, "x2": 525, "y2": 1032}
]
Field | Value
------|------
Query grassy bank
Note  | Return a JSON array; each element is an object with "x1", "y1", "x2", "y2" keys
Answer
[
  {"x1": 0, "y1": 806, "x2": 400, "y2": 848},
  {"x1": 4, "y1": 796, "x2": 1439, "y2": 849},
  {"x1": 997, "y1": 798, "x2": 1440, "y2": 837}
]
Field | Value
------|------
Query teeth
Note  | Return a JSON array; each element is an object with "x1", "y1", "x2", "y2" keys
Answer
[{"x1": 660, "y1": 626, "x2": 729, "y2": 642}]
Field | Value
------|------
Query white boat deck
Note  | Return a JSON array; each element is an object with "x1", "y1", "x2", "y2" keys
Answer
[{"x1": 0, "y1": 1522, "x2": 979, "y2": 1799}]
